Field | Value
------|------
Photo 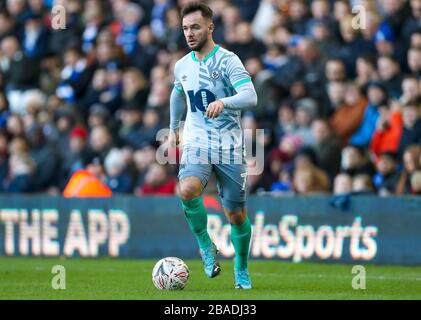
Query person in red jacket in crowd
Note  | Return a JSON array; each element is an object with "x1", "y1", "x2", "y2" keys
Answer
[
  {"x1": 136, "y1": 162, "x2": 177, "y2": 195},
  {"x1": 370, "y1": 99, "x2": 403, "y2": 161}
]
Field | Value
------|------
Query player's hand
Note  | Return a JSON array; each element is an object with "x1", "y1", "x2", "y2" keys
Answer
[
  {"x1": 206, "y1": 100, "x2": 224, "y2": 119},
  {"x1": 168, "y1": 130, "x2": 179, "y2": 148}
]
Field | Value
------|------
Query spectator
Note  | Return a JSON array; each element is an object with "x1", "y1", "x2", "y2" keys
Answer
[
  {"x1": 0, "y1": 12, "x2": 17, "y2": 42},
  {"x1": 0, "y1": 35, "x2": 40, "y2": 114},
  {"x1": 291, "y1": 98, "x2": 317, "y2": 146},
  {"x1": 349, "y1": 81, "x2": 385, "y2": 148},
  {"x1": 306, "y1": 1, "x2": 332, "y2": 36},
  {"x1": 355, "y1": 53, "x2": 379, "y2": 92},
  {"x1": 293, "y1": 163, "x2": 329, "y2": 195},
  {"x1": 2, "y1": 137, "x2": 35, "y2": 192},
  {"x1": 374, "y1": 22, "x2": 397, "y2": 59},
  {"x1": 137, "y1": 107, "x2": 163, "y2": 148},
  {"x1": 353, "y1": 174, "x2": 375, "y2": 194},
  {"x1": 311, "y1": 118, "x2": 342, "y2": 181},
  {"x1": 22, "y1": 13, "x2": 49, "y2": 60},
  {"x1": 0, "y1": 130, "x2": 9, "y2": 185},
  {"x1": 229, "y1": 21, "x2": 266, "y2": 61},
  {"x1": 270, "y1": 169, "x2": 292, "y2": 194},
  {"x1": 341, "y1": 144, "x2": 375, "y2": 177},
  {"x1": 55, "y1": 45, "x2": 94, "y2": 105},
  {"x1": 121, "y1": 67, "x2": 149, "y2": 111},
  {"x1": 27, "y1": 124, "x2": 60, "y2": 191},
  {"x1": 89, "y1": 125, "x2": 114, "y2": 163},
  {"x1": 274, "y1": 101, "x2": 296, "y2": 145},
  {"x1": 136, "y1": 163, "x2": 176, "y2": 195},
  {"x1": 324, "y1": 81, "x2": 346, "y2": 117},
  {"x1": 104, "y1": 148, "x2": 133, "y2": 193},
  {"x1": 80, "y1": 0, "x2": 107, "y2": 54},
  {"x1": 161, "y1": 6, "x2": 185, "y2": 52},
  {"x1": 286, "y1": 0, "x2": 309, "y2": 35},
  {"x1": 400, "y1": 75, "x2": 420, "y2": 105},
  {"x1": 407, "y1": 47, "x2": 421, "y2": 78},
  {"x1": 373, "y1": 152, "x2": 401, "y2": 196},
  {"x1": 58, "y1": 125, "x2": 93, "y2": 190},
  {"x1": 398, "y1": 100, "x2": 421, "y2": 157},
  {"x1": 370, "y1": 101, "x2": 404, "y2": 161},
  {"x1": 377, "y1": 55, "x2": 403, "y2": 99},
  {"x1": 330, "y1": 82, "x2": 368, "y2": 144},
  {"x1": 116, "y1": 2, "x2": 144, "y2": 58},
  {"x1": 333, "y1": 172, "x2": 352, "y2": 195},
  {"x1": 396, "y1": 144, "x2": 421, "y2": 194},
  {"x1": 410, "y1": 170, "x2": 421, "y2": 194},
  {"x1": 87, "y1": 105, "x2": 111, "y2": 132},
  {"x1": 133, "y1": 26, "x2": 159, "y2": 77},
  {"x1": 117, "y1": 103, "x2": 142, "y2": 149}
]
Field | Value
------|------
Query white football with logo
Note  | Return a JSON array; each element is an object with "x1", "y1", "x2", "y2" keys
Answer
[{"x1": 152, "y1": 257, "x2": 190, "y2": 290}]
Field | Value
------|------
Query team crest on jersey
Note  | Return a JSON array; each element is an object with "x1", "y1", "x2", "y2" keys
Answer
[
  {"x1": 211, "y1": 70, "x2": 220, "y2": 80},
  {"x1": 182, "y1": 75, "x2": 188, "y2": 82}
]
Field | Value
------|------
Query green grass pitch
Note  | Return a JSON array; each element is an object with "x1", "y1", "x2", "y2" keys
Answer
[{"x1": 0, "y1": 257, "x2": 420, "y2": 299}]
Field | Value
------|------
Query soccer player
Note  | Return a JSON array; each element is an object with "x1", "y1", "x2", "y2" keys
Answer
[{"x1": 168, "y1": 2, "x2": 257, "y2": 289}]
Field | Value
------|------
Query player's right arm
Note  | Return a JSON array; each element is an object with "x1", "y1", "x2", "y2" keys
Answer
[{"x1": 169, "y1": 63, "x2": 186, "y2": 147}]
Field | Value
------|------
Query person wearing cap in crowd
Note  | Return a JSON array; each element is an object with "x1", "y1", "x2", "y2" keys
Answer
[
  {"x1": 58, "y1": 124, "x2": 93, "y2": 190},
  {"x1": 374, "y1": 22, "x2": 397, "y2": 58},
  {"x1": 87, "y1": 103, "x2": 111, "y2": 130},
  {"x1": 292, "y1": 98, "x2": 318, "y2": 146},
  {"x1": 99, "y1": 59, "x2": 124, "y2": 114}
]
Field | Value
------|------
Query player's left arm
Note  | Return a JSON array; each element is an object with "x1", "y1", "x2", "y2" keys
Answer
[
  {"x1": 206, "y1": 55, "x2": 257, "y2": 118},
  {"x1": 220, "y1": 54, "x2": 257, "y2": 110}
]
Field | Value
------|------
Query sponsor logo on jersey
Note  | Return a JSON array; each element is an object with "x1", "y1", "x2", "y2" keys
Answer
[{"x1": 187, "y1": 89, "x2": 216, "y2": 112}]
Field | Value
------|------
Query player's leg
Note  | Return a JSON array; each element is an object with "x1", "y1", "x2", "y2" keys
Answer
[
  {"x1": 179, "y1": 176, "x2": 212, "y2": 250},
  {"x1": 214, "y1": 163, "x2": 252, "y2": 289},
  {"x1": 178, "y1": 150, "x2": 220, "y2": 278}
]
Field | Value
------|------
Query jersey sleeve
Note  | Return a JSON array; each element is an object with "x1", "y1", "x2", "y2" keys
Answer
[
  {"x1": 219, "y1": 54, "x2": 257, "y2": 110},
  {"x1": 170, "y1": 61, "x2": 186, "y2": 132},
  {"x1": 173, "y1": 62, "x2": 184, "y2": 93},
  {"x1": 225, "y1": 54, "x2": 252, "y2": 90}
]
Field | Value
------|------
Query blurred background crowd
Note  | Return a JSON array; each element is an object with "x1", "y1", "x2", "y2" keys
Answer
[{"x1": 0, "y1": 0, "x2": 420, "y2": 198}]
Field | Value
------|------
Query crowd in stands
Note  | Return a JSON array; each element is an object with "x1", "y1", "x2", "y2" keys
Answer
[{"x1": 0, "y1": 0, "x2": 420, "y2": 197}]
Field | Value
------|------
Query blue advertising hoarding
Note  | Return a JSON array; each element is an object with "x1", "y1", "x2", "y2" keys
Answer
[{"x1": 0, "y1": 195, "x2": 420, "y2": 265}]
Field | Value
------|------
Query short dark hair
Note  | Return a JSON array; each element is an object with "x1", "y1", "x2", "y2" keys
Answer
[{"x1": 181, "y1": 2, "x2": 213, "y2": 21}]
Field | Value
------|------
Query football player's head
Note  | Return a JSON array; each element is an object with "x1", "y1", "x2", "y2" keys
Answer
[{"x1": 181, "y1": 2, "x2": 214, "y2": 51}]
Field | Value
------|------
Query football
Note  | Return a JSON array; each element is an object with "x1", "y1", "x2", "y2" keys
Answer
[{"x1": 152, "y1": 257, "x2": 190, "y2": 290}]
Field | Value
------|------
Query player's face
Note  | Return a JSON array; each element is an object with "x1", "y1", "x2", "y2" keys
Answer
[{"x1": 182, "y1": 11, "x2": 213, "y2": 51}]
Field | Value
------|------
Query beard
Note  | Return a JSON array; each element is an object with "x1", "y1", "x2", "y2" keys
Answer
[{"x1": 188, "y1": 36, "x2": 208, "y2": 52}]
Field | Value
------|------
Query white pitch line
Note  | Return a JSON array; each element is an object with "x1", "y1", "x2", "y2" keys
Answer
[{"x1": 253, "y1": 272, "x2": 421, "y2": 281}]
